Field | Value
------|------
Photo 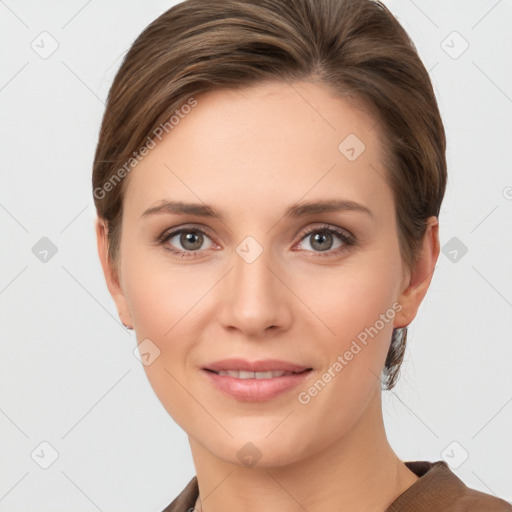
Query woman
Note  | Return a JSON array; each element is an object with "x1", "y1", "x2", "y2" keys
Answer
[{"x1": 92, "y1": 0, "x2": 512, "y2": 510}]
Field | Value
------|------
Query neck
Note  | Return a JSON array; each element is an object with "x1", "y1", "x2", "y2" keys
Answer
[{"x1": 189, "y1": 385, "x2": 418, "y2": 512}]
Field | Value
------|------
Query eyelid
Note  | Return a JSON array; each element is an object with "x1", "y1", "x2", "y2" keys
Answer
[
  {"x1": 157, "y1": 223, "x2": 216, "y2": 243},
  {"x1": 158, "y1": 222, "x2": 354, "y2": 243},
  {"x1": 296, "y1": 223, "x2": 355, "y2": 244},
  {"x1": 157, "y1": 222, "x2": 356, "y2": 257}
]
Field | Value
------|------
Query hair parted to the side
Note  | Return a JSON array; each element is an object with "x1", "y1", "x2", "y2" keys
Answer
[{"x1": 92, "y1": 0, "x2": 447, "y2": 391}]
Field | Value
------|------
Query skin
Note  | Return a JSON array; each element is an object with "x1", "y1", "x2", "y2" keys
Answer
[{"x1": 96, "y1": 80, "x2": 439, "y2": 512}]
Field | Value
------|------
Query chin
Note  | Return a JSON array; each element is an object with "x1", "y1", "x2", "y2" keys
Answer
[{"x1": 200, "y1": 427, "x2": 315, "y2": 469}]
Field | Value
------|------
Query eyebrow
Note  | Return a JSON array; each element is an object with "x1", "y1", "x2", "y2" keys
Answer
[{"x1": 141, "y1": 199, "x2": 373, "y2": 221}]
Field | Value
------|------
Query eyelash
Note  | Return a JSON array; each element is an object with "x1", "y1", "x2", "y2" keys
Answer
[{"x1": 156, "y1": 223, "x2": 356, "y2": 259}]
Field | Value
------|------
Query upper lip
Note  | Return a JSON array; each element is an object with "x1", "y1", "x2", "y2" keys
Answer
[{"x1": 203, "y1": 358, "x2": 312, "y2": 373}]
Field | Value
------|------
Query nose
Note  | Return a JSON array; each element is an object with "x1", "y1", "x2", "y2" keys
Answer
[{"x1": 217, "y1": 240, "x2": 293, "y2": 339}]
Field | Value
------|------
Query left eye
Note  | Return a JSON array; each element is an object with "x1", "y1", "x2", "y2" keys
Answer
[{"x1": 297, "y1": 227, "x2": 348, "y2": 253}]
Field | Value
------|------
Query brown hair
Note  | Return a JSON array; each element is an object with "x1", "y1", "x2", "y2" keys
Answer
[{"x1": 92, "y1": 0, "x2": 447, "y2": 390}]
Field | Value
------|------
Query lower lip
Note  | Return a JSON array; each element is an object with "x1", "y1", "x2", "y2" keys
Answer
[{"x1": 202, "y1": 369, "x2": 312, "y2": 402}]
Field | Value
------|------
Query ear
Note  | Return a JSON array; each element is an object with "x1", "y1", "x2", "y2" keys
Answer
[
  {"x1": 393, "y1": 216, "x2": 440, "y2": 329},
  {"x1": 95, "y1": 217, "x2": 133, "y2": 329}
]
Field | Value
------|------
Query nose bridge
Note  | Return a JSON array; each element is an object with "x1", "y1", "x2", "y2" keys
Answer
[
  {"x1": 233, "y1": 237, "x2": 274, "y2": 295},
  {"x1": 219, "y1": 234, "x2": 289, "y2": 335}
]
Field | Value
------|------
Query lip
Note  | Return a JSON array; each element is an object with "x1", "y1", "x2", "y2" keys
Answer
[
  {"x1": 203, "y1": 358, "x2": 311, "y2": 373},
  {"x1": 202, "y1": 368, "x2": 313, "y2": 402},
  {"x1": 201, "y1": 358, "x2": 313, "y2": 402}
]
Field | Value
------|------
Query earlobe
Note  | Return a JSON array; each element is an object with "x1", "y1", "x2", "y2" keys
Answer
[
  {"x1": 95, "y1": 217, "x2": 134, "y2": 329},
  {"x1": 393, "y1": 217, "x2": 440, "y2": 329}
]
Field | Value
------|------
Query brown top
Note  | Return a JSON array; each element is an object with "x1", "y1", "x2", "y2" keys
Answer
[{"x1": 161, "y1": 460, "x2": 512, "y2": 512}]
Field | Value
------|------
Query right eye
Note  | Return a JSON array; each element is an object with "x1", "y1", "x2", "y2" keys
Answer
[{"x1": 159, "y1": 227, "x2": 215, "y2": 258}]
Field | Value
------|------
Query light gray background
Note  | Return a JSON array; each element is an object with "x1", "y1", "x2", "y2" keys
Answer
[{"x1": 1, "y1": 0, "x2": 511, "y2": 510}]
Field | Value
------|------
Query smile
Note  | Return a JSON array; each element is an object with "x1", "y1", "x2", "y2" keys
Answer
[
  {"x1": 202, "y1": 368, "x2": 313, "y2": 401},
  {"x1": 207, "y1": 369, "x2": 306, "y2": 379}
]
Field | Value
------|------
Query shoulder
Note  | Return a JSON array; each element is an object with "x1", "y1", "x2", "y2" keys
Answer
[
  {"x1": 453, "y1": 481, "x2": 512, "y2": 512},
  {"x1": 161, "y1": 464, "x2": 512, "y2": 512},
  {"x1": 386, "y1": 460, "x2": 512, "y2": 512},
  {"x1": 160, "y1": 475, "x2": 198, "y2": 512}
]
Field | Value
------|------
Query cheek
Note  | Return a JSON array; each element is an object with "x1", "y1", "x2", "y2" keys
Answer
[
  {"x1": 120, "y1": 247, "x2": 218, "y2": 425},
  {"x1": 302, "y1": 252, "x2": 402, "y2": 345},
  {"x1": 296, "y1": 251, "x2": 403, "y2": 394},
  {"x1": 121, "y1": 241, "x2": 207, "y2": 337},
  {"x1": 286, "y1": 260, "x2": 402, "y2": 448},
  {"x1": 121, "y1": 274, "x2": 192, "y2": 431}
]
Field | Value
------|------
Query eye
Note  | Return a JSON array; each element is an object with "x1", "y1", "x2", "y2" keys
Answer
[
  {"x1": 295, "y1": 224, "x2": 354, "y2": 256},
  {"x1": 159, "y1": 227, "x2": 215, "y2": 257},
  {"x1": 157, "y1": 223, "x2": 355, "y2": 259}
]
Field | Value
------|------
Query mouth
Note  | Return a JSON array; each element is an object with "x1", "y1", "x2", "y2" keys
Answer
[
  {"x1": 203, "y1": 357, "x2": 312, "y2": 374},
  {"x1": 201, "y1": 361, "x2": 314, "y2": 402},
  {"x1": 203, "y1": 368, "x2": 312, "y2": 379}
]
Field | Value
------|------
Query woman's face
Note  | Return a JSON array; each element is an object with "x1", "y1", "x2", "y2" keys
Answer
[{"x1": 99, "y1": 80, "x2": 433, "y2": 467}]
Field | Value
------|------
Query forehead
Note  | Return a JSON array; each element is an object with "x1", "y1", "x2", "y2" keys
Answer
[{"x1": 123, "y1": 80, "x2": 393, "y2": 223}]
